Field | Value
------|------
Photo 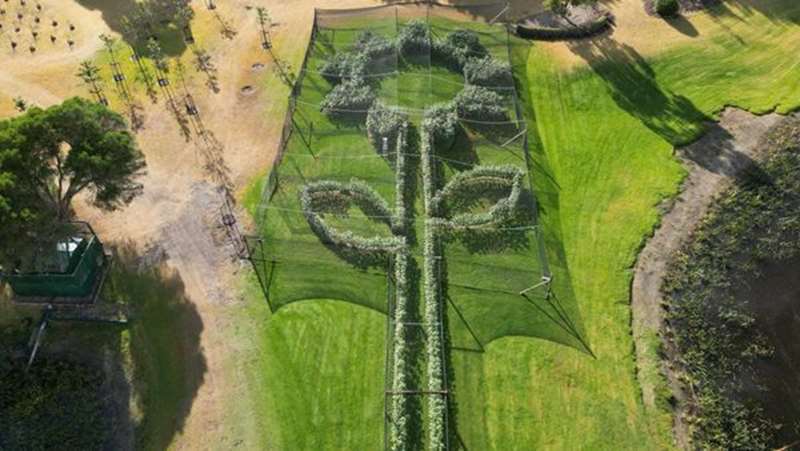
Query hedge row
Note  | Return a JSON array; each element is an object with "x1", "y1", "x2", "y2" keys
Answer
[
  {"x1": 392, "y1": 123, "x2": 410, "y2": 232},
  {"x1": 367, "y1": 102, "x2": 407, "y2": 153},
  {"x1": 454, "y1": 85, "x2": 509, "y2": 122},
  {"x1": 422, "y1": 103, "x2": 459, "y2": 152},
  {"x1": 320, "y1": 23, "x2": 512, "y2": 123},
  {"x1": 515, "y1": 14, "x2": 611, "y2": 41},
  {"x1": 389, "y1": 248, "x2": 413, "y2": 451},
  {"x1": 300, "y1": 179, "x2": 405, "y2": 254},
  {"x1": 420, "y1": 125, "x2": 447, "y2": 451},
  {"x1": 319, "y1": 80, "x2": 376, "y2": 119},
  {"x1": 431, "y1": 165, "x2": 523, "y2": 229},
  {"x1": 389, "y1": 123, "x2": 416, "y2": 451}
]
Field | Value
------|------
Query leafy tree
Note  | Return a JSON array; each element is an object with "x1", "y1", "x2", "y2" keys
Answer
[{"x1": 0, "y1": 97, "x2": 145, "y2": 268}]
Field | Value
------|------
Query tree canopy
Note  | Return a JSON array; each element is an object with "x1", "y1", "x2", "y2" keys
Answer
[{"x1": 0, "y1": 97, "x2": 145, "y2": 269}]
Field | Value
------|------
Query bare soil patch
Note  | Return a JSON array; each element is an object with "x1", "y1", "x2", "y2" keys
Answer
[{"x1": 631, "y1": 107, "x2": 782, "y2": 448}]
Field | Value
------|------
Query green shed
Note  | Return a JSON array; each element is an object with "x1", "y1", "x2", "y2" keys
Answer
[{"x1": 2, "y1": 222, "x2": 108, "y2": 303}]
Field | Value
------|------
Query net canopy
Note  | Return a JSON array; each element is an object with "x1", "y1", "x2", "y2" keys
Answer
[{"x1": 247, "y1": 2, "x2": 589, "y2": 353}]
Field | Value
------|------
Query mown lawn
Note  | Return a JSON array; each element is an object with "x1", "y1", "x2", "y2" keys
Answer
[
  {"x1": 450, "y1": 2, "x2": 800, "y2": 450},
  {"x1": 238, "y1": 1, "x2": 800, "y2": 450}
]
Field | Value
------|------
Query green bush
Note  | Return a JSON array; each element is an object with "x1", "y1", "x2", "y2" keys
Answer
[
  {"x1": 463, "y1": 57, "x2": 512, "y2": 90},
  {"x1": 320, "y1": 52, "x2": 368, "y2": 85},
  {"x1": 299, "y1": 179, "x2": 405, "y2": 256},
  {"x1": 352, "y1": 30, "x2": 395, "y2": 61},
  {"x1": 320, "y1": 80, "x2": 376, "y2": 119},
  {"x1": 422, "y1": 103, "x2": 459, "y2": 152},
  {"x1": 0, "y1": 359, "x2": 111, "y2": 449},
  {"x1": 454, "y1": 85, "x2": 508, "y2": 122},
  {"x1": 366, "y1": 102, "x2": 406, "y2": 153},
  {"x1": 444, "y1": 29, "x2": 486, "y2": 65},
  {"x1": 655, "y1": 0, "x2": 679, "y2": 17},
  {"x1": 432, "y1": 165, "x2": 524, "y2": 229},
  {"x1": 397, "y1": 20, "x2": 431, "y2": 57}
]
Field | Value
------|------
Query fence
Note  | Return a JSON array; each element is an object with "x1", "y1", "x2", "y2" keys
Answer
[{"x1": 243, "y1": 3, "x2": 570, "y2": 450}]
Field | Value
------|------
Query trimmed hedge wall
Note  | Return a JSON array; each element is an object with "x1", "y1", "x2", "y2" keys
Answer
[
  {"x1": 320, "y1": 80, "x2": 376, "y2": 119},
  {"x1": 422, "y1": 103, "x2": 459, "y2": 152},
  {"x1": 420, "y1": 125, "x2": 447, "y2": 451},
  {"x1": 300, "y1": 179, "x2": 405, "y2": 254},
  {"x1": 463, "y1": 56, "x2": 512, "y2": 91},
  {"x1": 367, "y1": 102, "x2": 407, "y2": 154},
  {"x1": 432, "y1": 165, "x2": 524, "y2": 229},
  {"x1": 516, "y1": 14, "x2": 611, "y2": 41},
  {"x1": 454, "y1": 85, "x2": 508, "y2": 122}
]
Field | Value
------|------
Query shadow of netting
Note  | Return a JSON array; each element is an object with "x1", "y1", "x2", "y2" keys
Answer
[
  {"x1": 103, "y1": 241, "x2": 206, "y2": 449},
  {"x1": 567, "y1": 37, "x2": 709, "y2": 146}
]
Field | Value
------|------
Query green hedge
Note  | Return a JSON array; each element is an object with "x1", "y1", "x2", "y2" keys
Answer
[
  {"x1": 300, "y1": 180, "x2": 405, "y2": 258},
  {"x1": 515, "y1": 15, "x2": 611, "y2": 40}
]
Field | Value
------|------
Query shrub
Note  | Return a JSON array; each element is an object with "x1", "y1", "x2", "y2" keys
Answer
[
  {"x1": 515, "y1": 13, "x2": 611, "y2": 40},
  {"x1": 454, "y1": 85, "x2": 508, "y2": 122},
  {"x1": 463, "y1": 56, "x2": 512, "y2": 90},
  {"x1": 393, "y1": 124, "x2": 410, "y2": 232},
  {"x1": 300, "y1": 179, "x2": 405, "y2": 256},
  {"x1": 445, "y1": 29, "x2": 486, "y2": 63},
  {"x1": 418, "y1": 127, "x2": 448, "y2": 451},
  {"x1": 319, "y1": 52, "x2": 369, "y2": 85},
  {"x1": 353, "y1": 30, "x2": 395, "y2": 62},
  {"x1": 432, "y1": 165, "x2": 524, "y2": 229},
  {"x1": 655, "y1": 0, "x2": 679, "y2": 17},
  {"x1": 366, "y1": 102, "x2": 406, "y2": 153},
  {"x1": 397, "y1": 20, "x2": 431, "y2": 57},
  {"x1": 422, "y1": 103, "x2": 459, "y2": 152},
  {"x1": 320, "y1": 80, "x2": 376, "y2": 119}
]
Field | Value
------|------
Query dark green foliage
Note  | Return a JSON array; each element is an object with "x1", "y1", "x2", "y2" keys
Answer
[
  {"x1": 454, "y1": 86, "x2": 508, "y2": 122},
  {"x1": 0, "y1": 359, "x2": 111, "y2": 449},
  {"x1": 463, "y1": 57, "x2": 512, "y2": 90},
  {"x1": 421, "y1": 103, "x2": 459, "y2": 151},
  {"x1": 320, "y1": 52, "x2": 369, "y2": 85},
  {"x1": 352, "y1": 30, "x2": 395, "y2": 62},
  {"x1": 655, "y1": 0, "x2": 680, "y2": 17},
  {"x1": 397, "y1": 20, "x2": 431, "y2": 57},
  {"x1": 320, "y1": 81, "x2": 376, "y2": 119},
  {"x1": 366, "y1": 102, "x2": 406, "y2": 153},
  {"x1": 444, "y1": 29, "x2": 487, "y2": 64},
  {"x1": 663, "y1": 119, "x2": 800, "y2": 450},
  {"x1": 0, "y1": 97, "x2": 145, "y2": 270}
]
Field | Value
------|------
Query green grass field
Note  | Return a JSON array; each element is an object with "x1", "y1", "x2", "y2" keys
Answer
[{"x1": 237, "y1": 2, "x2": 800, "y2": 450}]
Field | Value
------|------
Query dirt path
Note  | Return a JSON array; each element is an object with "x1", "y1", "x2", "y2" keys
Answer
[{"x1": 631, "y1": 107, "x2": 783, "y2": 449}]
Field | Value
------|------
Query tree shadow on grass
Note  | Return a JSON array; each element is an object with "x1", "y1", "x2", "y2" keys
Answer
[
  {"x1": 74, "y1": 0, "x2": 188, "y2": 56},
  {"x1": 105, "y1": 241, "x2": 206, "y2": 450},
  {"x1": 568, "y1": 37, "x2": 709, "y2": 146},
  {"x1": 717, "y1": 0, "x2": 800, "y2": 24}
]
